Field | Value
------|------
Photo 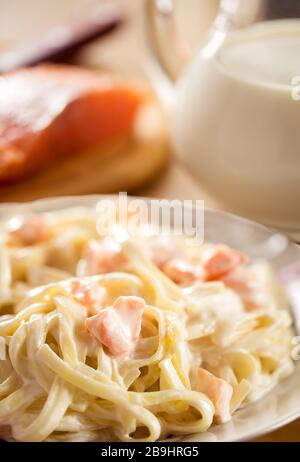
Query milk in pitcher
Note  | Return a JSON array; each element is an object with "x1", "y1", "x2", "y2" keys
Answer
[{"x1": 173, "y1": 20, "x2": 300, "y2": 231}]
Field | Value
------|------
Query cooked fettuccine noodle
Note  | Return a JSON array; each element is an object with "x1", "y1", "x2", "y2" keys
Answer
[{"x1": 0, "y1": 207, "x2": 294, "y2": 442}]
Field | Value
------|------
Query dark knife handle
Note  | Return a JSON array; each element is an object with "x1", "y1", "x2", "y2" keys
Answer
[
  {"x1": 0, "y1": 2, "x2": 123, "y2": 73},
  {"x1": 265, "y1": 0, "x2": 300, "y2": 19}
]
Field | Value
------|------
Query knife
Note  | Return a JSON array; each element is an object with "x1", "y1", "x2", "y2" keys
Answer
[{"x1": 0, "y1": 2, "x2": 123, "y2": 73}]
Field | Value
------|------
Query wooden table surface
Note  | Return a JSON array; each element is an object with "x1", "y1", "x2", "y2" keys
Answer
[{"x1": 0, "y1": 0, "x2": 299, "y2": 442}]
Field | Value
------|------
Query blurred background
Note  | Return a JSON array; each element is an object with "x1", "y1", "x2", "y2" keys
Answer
[
  {"x1": 0, "y1": 0, "x2": 223, "y2": 203},
  {"x1": 0, "y1": 0, "x2": 219, "y2": 79}
]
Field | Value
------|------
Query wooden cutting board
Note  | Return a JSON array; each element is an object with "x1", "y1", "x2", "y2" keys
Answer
[{"x1": 0, "y1": 102, "x2": 169, "y2": 203}]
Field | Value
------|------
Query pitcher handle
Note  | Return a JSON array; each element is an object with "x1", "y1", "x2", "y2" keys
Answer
[{"x1": 144, "y1": 0, "x2": 191, "y2": 109}]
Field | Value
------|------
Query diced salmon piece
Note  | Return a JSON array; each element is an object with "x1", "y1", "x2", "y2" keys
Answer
[
  {"x1": 9, "y1": 215, "x2": 51, "y2": 246},
  {"x1": 148, "y1": 236, "x2": 180, "y2": 269},
  {"x1": 87, "y1": 308, "x2": 132, "y2": 356},
  {"x1": 85, "y1": 296, "x2": 145, "y2": 356},
  {"x1": 0, "y1": 64, "x2": 149, "y2": 182},
  {"x1": 82, "y1": 237, "x2": 125, "y2": 276},
  {"x1": 222, "y1": 268, "x2": 255, "y2": 292},
  {"x1": 70, "y1": 279, "x2": 106, "y2": 314},
  {"x1": 163, "y1": 259, "x2": 204, "y2": 285},
  {"x1": 113, "y1": 296, "x2": 145, "y2": 342},
  {"x1": 202, "y1": 246, "x2": 247, "y2": 281},
  {"x1": 197, "y1": 368, "x2": 233, "y2": 424},
  {"x1": 222, "y1": 268, "x2": 261, "y2": 311}
]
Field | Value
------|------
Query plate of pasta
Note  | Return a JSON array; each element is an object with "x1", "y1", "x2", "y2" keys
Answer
[{"x1": 0, "y1": 195, "x2": 300, "y2": 443}]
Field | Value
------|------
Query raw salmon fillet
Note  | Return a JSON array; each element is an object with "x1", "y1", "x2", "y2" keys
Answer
[{"x1": 0, "y1": 64, "x2": 148, "y2": 182}]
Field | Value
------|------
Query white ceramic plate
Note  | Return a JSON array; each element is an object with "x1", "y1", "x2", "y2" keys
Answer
[{"x1": 1, "y1": 195, "x2": 300, "y2": 442}]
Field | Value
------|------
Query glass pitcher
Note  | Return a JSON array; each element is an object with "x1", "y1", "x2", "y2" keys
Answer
[{"x1": 145, "y1": 0, "x2": 300, "y2": 239}]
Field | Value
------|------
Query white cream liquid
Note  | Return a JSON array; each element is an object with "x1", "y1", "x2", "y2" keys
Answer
[{"x1": 173, "y1": 20, "x2": 300, "y2": 231}]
